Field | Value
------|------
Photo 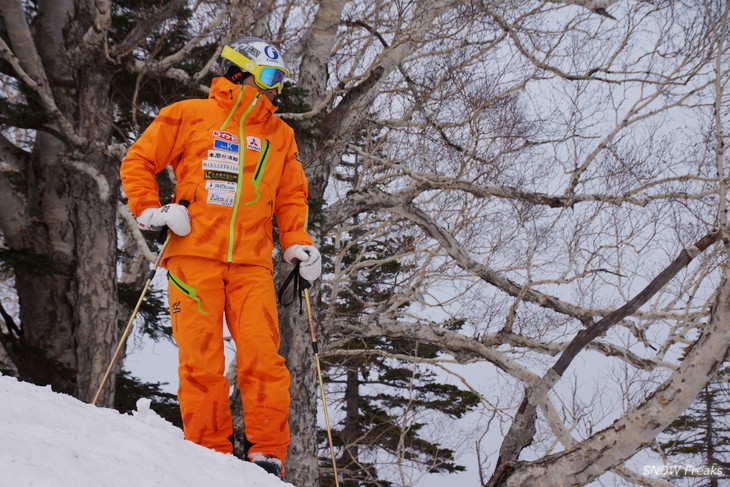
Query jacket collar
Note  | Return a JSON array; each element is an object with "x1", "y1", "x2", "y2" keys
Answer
[{"x1": 208, "y1": 76, "x2": 277, "y2": 120}]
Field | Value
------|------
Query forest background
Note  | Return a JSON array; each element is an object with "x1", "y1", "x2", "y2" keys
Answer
[{"x1": 1, "y1": 1, "x2": 729, "y2": 486}]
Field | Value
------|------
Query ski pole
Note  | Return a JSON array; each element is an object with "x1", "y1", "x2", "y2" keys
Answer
[
  {"x1": 301, "y1": 282, "x2": 340, "y2": 487},
  {"x1": 92, "y1": 200, "x2": 188, "y2": 406}
]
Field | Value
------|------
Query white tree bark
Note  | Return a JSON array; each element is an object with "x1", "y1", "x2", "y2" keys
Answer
[{"x1": 497, "y1": 268, "x2": 730, "y2": 486}]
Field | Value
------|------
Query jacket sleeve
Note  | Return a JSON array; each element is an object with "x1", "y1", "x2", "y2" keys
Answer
[
  {"x1": 275, "y1": 132, "x2": 313, "y2": 250},
  {"x1": 120, "y1": 103, "x2": 185, "y2": 216}
]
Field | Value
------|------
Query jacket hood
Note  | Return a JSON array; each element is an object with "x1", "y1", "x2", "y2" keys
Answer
[{"x1": 208, "y1": 76, "x2": 278, "y2": 120}]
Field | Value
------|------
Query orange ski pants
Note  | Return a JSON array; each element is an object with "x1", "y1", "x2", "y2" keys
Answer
[{"x1": 166, "y1": 256, "x2": 290, "y2": 465}]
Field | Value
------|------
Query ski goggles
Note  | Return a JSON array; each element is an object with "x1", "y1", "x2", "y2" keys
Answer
[{"x1": 221, "y1": 46, "x2": 288, "y2": 93}]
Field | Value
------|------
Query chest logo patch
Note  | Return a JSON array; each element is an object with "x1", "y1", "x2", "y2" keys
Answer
[
  {"x1": 247, "y1": 136, "x2": 262, "y2": 152},
  {"x1": 205, "y1": 180, "x2": 237, "y2": 192},
  {"x1": 214, "y1": 139, "x2": 239, "y2": 153},
  {"x1": 207, "y1": 191, "x2": 235, "y2": 207},
  {"x1": 202, "y1": 160, "x2": 239, "y2": 174},
  {"x1": 207, "y1": 150, "x2": 239, "y2": 163},
  {"x1": 204, "y1": 170, "x2": 237, "y2": 182},
  {"x1": 212, "y1": 131, "x2": 239, "y2": 143}
]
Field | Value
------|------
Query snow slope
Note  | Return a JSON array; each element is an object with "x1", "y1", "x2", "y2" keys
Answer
[{"x1": 0, "y1": 374, "x2": 292, "y2": 487}]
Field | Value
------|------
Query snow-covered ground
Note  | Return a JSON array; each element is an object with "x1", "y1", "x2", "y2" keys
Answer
[{"x1": 0, "y1": 374, "x2": 291, "y2": 487}]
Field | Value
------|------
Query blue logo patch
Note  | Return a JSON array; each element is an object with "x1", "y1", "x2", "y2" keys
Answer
[
  {"x1": 214, "y1": 139, "x2": 239, "y2": 153},
  {"x1": 264, "y1": 45, "x2": 279, "y2": 60}
]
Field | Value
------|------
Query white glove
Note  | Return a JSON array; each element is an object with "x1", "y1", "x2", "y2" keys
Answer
[
  {"x1": 137, "y1": 204, "x2": 191, "y2": 236},
  {"x1": 284, "y1": 244, "x2": 322, "y2": 282}
]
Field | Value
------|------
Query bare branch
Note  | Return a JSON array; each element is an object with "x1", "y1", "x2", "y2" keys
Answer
[
  {"x1": 713, "y1": 1, "x2": 730, "y2": 241},
  {"x1": 63, "y1": 159, "x2": 110, "y2": 202},
  {"x1": 492, "y1": 267, "x2": 730, "y2": 486},
  {"x1": 492, "y1": 231, "x2": 721, "y2": 480},
  {"x1": 0, "y1": 132, "x2": 29, "y2": 173},
  {"x1": 0, "y1": 3, "x2": 84, "y2": 145},
  {"x1": 330, "y1": 316, "x2": 540, "y2": 384},
  {"x1": 117, "y1": 203, "x2": 155, "y2": 264},
  {"x1": 545, "y1": 0, "x2": 620, "y2": 20}
]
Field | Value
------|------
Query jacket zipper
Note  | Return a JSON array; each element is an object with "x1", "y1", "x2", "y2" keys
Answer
[
  {"x1": 246, "y1": 139, "x2": 271, "y2": 206},
  {"x1": 227, "y1": 92, "x2": 261, "y2": 262}
]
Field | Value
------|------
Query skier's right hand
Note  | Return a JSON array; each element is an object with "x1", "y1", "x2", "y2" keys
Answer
[
  {"x1": 137, "y1": 204, "x2": 191, "y2": 236},
  {"x1": 284, "y1": 244, "x2": 322, "y2": 282}
]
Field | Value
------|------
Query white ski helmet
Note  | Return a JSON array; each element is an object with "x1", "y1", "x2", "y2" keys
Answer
[{"x1": 220, "y1": 37, "x2": 289, "y2": 94}]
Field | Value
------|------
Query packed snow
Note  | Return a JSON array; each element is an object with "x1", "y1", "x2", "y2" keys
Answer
[{"x1": 0, "y1": 374, "x2": 292, "y2": 487}]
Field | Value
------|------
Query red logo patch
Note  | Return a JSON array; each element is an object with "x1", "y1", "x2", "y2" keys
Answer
[{"x1": 211, "y1": 131, "x2": 240, "y2": 143}]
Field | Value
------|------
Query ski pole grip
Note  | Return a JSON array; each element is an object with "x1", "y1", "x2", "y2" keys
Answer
[{"x1": 291, "y1": 259, "x2": 312, "y2": 290}]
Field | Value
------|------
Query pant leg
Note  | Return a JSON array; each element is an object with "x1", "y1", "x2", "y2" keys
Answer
[
  {"x1": 224, "y1": 264, "x2": 290, "y2": 465},
  {"x1": 166, "y1": 256, "x2": 233, "y2": 454}
]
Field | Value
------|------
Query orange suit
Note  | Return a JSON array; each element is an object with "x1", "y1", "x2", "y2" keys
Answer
[{"x1": 120, "y1": 77, "x2": 312, "y2": 467}]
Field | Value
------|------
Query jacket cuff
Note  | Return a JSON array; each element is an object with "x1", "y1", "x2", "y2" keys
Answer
[{"x1": 281, "y1": 232, "x2": 313, "y2": 251}]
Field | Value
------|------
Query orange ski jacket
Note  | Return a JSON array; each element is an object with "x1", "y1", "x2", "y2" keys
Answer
[{"x1": 121, "y1": 77, "x2": 312, "y2": 269}]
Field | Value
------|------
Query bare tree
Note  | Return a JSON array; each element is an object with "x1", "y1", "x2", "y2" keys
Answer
[{"x1": 314, "y1": 0, "x2": 730, "y2": 485}]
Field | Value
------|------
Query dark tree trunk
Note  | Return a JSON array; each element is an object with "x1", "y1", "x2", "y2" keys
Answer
[{"x1": 11, "y1": 66, "x2": 119, "y2": 405}]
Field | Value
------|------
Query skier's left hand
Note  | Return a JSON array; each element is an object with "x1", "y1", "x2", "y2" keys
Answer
[
  {"x1": 284, "y1": 244, "x2": 322, "y2": 282},
  {"x1": 137, "y1": 203, "x2": 191, "y2": 236}
]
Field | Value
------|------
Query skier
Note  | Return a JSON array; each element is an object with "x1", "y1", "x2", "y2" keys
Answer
[{"x1": 120, "y1": 37, "x2": 321, "y2": 478}]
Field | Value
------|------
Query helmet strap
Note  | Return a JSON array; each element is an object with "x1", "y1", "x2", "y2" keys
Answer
[
  {"x1": 224, "y1": 66, "x2": 251, "y2": 85},
  {"x1": 224, "y1": 65, "x2": 279, "y2": 105}
]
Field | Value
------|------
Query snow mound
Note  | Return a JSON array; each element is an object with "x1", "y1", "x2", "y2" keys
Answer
[{"x1": 0, "y1": 374, "x2": 293, "y2": 487}]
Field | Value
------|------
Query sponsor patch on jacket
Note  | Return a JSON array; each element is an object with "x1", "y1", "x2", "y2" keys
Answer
[
  {"x1": 205, "y1": 180, "x2": 237, "y2": 192},
  {"x1": 207, "y1": 150, "x2": 239, "y2": 163},
  {"x1": 207, "y1": 191, "x2": 235, "y2": 207},
  {"x1": 247, "y1": 136, "x2": 262, "y2": 152},
  {"x1": 214, "y1": 139, "x2": 239, "y2": 153},
  {"x1": 211, "y1": 130, "x2": 239, "y2": 143},
  {"x1": 202, "y1": 160, "x2": 239, "y2": 174},
  {"x1": 204, "y1": 170, "x2": 238, "y2": 182}
]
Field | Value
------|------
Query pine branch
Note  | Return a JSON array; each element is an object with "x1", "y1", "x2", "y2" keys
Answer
[{"x1": 110, "y1": 0, "x2": 188, "y2": 61}]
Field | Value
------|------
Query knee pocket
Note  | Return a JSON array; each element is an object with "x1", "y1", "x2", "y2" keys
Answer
[{"x1": 168, "y1": 270, "x2": 208, "y2": 315}]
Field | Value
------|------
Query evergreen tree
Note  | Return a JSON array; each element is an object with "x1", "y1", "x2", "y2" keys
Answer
[
  {"x1": 658, "y1": 365, "x2": 730, "y2": 486},
  {"x1": 115, "y1": 370, "x2": 181, "y2": 428},
  {"x1": 319, "y1": 223, "x2": 479, "y2": 486}
]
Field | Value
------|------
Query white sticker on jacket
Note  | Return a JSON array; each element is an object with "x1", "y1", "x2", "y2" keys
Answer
[
  {"x1": 205, "y1": 180, "x2": 237, "y2": 192},
  {"x1": 202, "y1": 160, "x2": 239, "y2": 174},
  {"x1": 247, "y1": 136, "x2": 262, "y2": 152},
  {"x1": 211, "y1": 131, "x2": 239, "y2": 143},
  {"x1": 207, "y1": 150, "x2": 239, "y2": 163},
  {"x1": 207, "y1": 191, "x2": 235, "y2": 207}
]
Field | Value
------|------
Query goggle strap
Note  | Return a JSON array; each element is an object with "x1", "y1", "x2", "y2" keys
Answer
[{"x1": 221, "y1": 46, "x2": 254, "y2": 73}]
